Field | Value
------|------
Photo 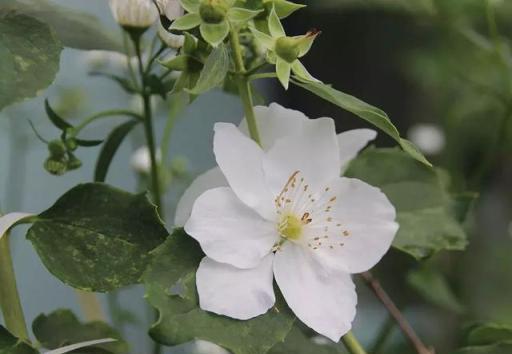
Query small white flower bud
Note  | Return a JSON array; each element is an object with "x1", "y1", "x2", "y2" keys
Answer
[
  {"x1": 109, "y1": 0, "x2": 159, "y2": 28},
  {"x1": 131, "y1": 146, "x2": 162, "y2": 174},
  {"x1": 408, "y1": 123, "x2": 445, "y2": 155},
  {"x1": 156, "y1": 0, "x2": 184, "y2": 20},
  {"x1": 158, "y1": 22, "x2": 185, "y2": 49}
]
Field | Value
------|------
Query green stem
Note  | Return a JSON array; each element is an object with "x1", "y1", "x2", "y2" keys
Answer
[
  {"x1": 249, "y1": 72, "x2": 278, "y2": 81},
  {"x1": 229, "y1": 28, "x2": 262, "y2": 145},
  {"x1": 134, "y1": 38, "x2": 164, "y2": 214},
  {"x1": 73, "y1": 110, "x2": 143, "y2": 136},
  {"x1": 132, "y1": 33, "x2": 164, "y2": 354},
  {"x1": 0, "y1": 232, "x2": 29, "y2": 341},
  {"x1": 341, "y1": 331, "x2": 368, "y2": 354}
]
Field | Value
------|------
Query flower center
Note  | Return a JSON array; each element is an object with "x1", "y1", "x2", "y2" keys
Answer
[{"x1": 278, "y1": 214, "x2": 303, "y2": 240}]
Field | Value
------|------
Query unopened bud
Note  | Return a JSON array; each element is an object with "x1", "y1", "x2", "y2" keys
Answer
[
  {"x1": 48, "y1": 140, "x2": 67, "y2": 158},
  {"x1": 109, "y1": 0, "x2": 158, "y2": 28},
  {"x1": 199, "y1": 0, "x2": 229, "y2": 24},
  {"x1": 44, "y1": 157, "x2": 67, "y2": 176},
  {"x1": 65, "y1": 138, "x2": 78, "y2": 152},
  {"x1": 67, "y1": 154, "x2": 82, "y2": 171}
]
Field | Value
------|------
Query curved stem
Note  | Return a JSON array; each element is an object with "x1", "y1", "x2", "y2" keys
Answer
[
  {"x1": 341, "y1": 331, "x2": 368, "y2": 354},
  {"x1": 361, "y1": 271, "x2": 434, "y2": 354},
  {"x1": 0, "y1": 231, "x2": 28, "y2": 341},
  {"x1": 73, "y1": 110, "x2": 143, "y2": 136},
  {"x1": 229, "y1": 28, "x2": 262, "y2": 145},
  {"x1": 249, "y1": 72, "x2": 278, "y2": 82}
]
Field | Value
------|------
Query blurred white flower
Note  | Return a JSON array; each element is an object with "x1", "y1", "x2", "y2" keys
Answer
[
  {"x1": 129, "y1": 95, "x2": 159, "y2": 115},
  {"x1": 181, "y1": 103, "x2": 398, "y2": 341},
  {"x1": 408, "y1": 123, "x2": 445, "y2": 155},
  {"x1": 109, "y1": 0, "x2": 159, "y2": 28},
  {"x1": 156, "y1": 0, "x2": 184, "y2": 20},
  {"x1": 131, "y1": 146, "x2": 162, "y2": 174},
  {"x1": 191, "y1": 340, "x2": 230, "y2": 354},
  {"x1": 158, "y1": 22, "x2": 185, "y2": 49},
  {"x1": 83, "y1": 50, "x2": 134, "y2": 71}
]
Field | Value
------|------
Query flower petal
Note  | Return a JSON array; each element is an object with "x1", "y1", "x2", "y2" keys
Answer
[
  {"x1": 307, "y1": 177, "x2": 398, "y2": 274},
  {"x1": 197, "y1": 255, "x2": 275, "y2": 320},
  {"x1": 263, "y1": 117, "x2": 340, "y2": 195},
  {"x1": 174, "y1": 167, "x2": 228, "y2": 227},
  {"x1": 213, "y1": 123, "x2": 275, "y2": 220},
  {"x1": 273, "y1": 244, "x2": 356, "y2": 341},
  {"x1": 185, "y1": 187, "x2": 278, "y2": 268},
  {"x1": 337, "y1": 129, "x2": 377, "y2": 172},
  {"x1": 239, "y1": 103, "x2": 307, "y2": 150}
]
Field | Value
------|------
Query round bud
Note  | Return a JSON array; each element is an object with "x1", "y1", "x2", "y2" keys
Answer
[
  {"x1": 44, "y1": 157, "x2": 67, "y2": 176},
  {"x1": 48, "y1": 140, "x2": 67, "y2": 158},
  {"x1": 275, "y1": 36, "x2": 300, "y2": 63},
  {"x1": 199, "y1": 0, "x2": 229, "y2": 24},
  {"x1": 67, "y1": 154, "x2": 82, "y2": 171},
  {"x1": 65, "y1": 138, "x2": 78, "y2": 151}
]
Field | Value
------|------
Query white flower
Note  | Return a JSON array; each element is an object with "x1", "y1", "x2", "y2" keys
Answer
[
  {"x1": 158, "y1": 22, "x2": 185, "y2": 49},
  {"x1": 156, "y1": 0, "x2": 184, "y2": 20},
  {"x1": 131, "y1": 146, "x2": 161, "y2": 174},
  {"x1": 109, "y1": 0, "x2": 159, "y2": 28},
  {"x1": 179, "y1": 103, "x2": 399, "y2": 341},
  {"x1": 407, "y1": 123, "x2": 445, "y2": 155}
]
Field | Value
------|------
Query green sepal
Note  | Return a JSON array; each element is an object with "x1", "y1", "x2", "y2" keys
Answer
[
  {"x1": 200, "y1": 20, "x2": 230, "y2": 47},
  {"x1": 268, "y1": 6, "x2": 285, "y2": 37},
  {"x1": 159, "y1": 55, "x2": 190, "y2": 71},
  {"x1": 291, "y1": 60, "x2": 318, "y2": 83},
  {"x1": 265, "y1": 0, "x2": 306, "y2": 19},
  {"x1": 276, "y1": 58, "x2": 291, "y2": 89},
  {"x1": 170, "y1": 13, "x2": 201, "y2": 31},
  {"x1": 227, "y1": 7, "x2": 263, "y2": 24},
  {"x1": 180, "y1": 0, "x2": 201, "y2": 14}
]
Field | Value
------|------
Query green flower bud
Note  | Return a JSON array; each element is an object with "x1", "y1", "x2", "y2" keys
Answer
[
  {"x1": 274, "y1": 36, "x2": 301, "y2": 63},
  {"x1": 44, "y1": 157, "x2": 67, "y2": 176},
  {"x1": 65, "y1": 138, "x2": 78, "y2": 151},
  {"x1": 67, "y1": 154, "x2": 82, "y2": 171},
  {"x1": 48, "y1": 140, "x2": 67, "y2": 158},
  {"x1": 199, "y1": 0, "x2": 229, "y2": 24}
]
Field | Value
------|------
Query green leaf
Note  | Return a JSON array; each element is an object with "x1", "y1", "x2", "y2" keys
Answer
[
  {"x1": 94, "y1": 120, "x2": 139, "y2": 183},
  {"x1": 291, "y1": 79, "x2": 431, "y2": 166},
  {"x1": 27, "y1": 183, "x2": 168, "y2": 292},
  {"x1": 200, "y1": 21, "x2": 230, "y2": 47},
  {"x1": 75, "y1": 138, "x2": 104, "y2": 147},
  {"x1": 0, "y1": 326, "x2": 37, "y2": 354},
  {"x1": 345, "y1": 148, "x2": 468, "y2": 259},
  {"x1": 453, "y1": 342, "x2": 512, "y2": 354},
  {"x1": 466, "y1": 323, "x2": 512, "y2": 346},
  {"x1": 143, "y1": 229, "x2": 295, "y2": 354},
  {"x1": 187, "y1": 44, "x2": 230, "y2": 95},
  {"x1": 0, "y1": 11, "x2": 62, "y2": 111},
  {"x1": 170, "y1": 13, "x2": 201, "y2": 31},
  {"x1": 4, "y1": 0, "x2": 123, "y2": 51},
  {"x1": 45, "y1": 99, "x2": 73, "y2": 131},
  {"x1": 407, "y1": 267, "x2": 464, "y2": 313},
  {"x1": 269, "y1": 326, "x2": 341, "y2": 354},
  {"x1": 32, "y1": 309, "x2": 127, "y2": 353}
]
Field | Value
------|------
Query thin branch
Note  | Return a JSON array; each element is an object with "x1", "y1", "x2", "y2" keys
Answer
[{"x1": 361, "y1": 271, "x2": 435, "y2": 354}]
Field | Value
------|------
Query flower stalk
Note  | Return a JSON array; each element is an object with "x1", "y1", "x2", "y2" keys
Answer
[
  {"x1": 341, "y1": 331, "x2": 368, "y2": 354},
  {"x1": 229, "y1": 28, "x2": 262, "y2": 145},
  {"x1": 0, "y1": 230, "x2": 29, "y2": 341}
]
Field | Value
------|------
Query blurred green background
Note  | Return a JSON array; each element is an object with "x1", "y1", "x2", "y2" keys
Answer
[{"x1": 1, "y1": 0, "x2": 512, "y2": 353}]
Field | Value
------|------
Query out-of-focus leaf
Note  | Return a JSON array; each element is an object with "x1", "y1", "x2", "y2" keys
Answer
[
  {"x1": 94, "y1": 120, "x2": 139, "y2": 183},
  {"x1": 346, "y1": 148, "x2": 468, "y2": 259},
  {"x1": 292, "y1": 79, "x2": 431, "y2": 166},
  {"x1": 27, "y1": 183, "x2": 168, "y2": 292},
  {"x1": 466, "y1": 323, "x2": 512, "y2": 346},
  {"x1": 0, "y1": 325, "x2": 37, "y2": 354},
  {"x1": 143, "y1": 229, "x2": 295, "y2": 354},
  {"x1": 75, "y1": 138, "x2": 104, "y2": 147},
  {"x1": 4, "y1": 0, "x2": 123, "y2": 52},
  {"x1": 187, "y1": 44, "x2": 230, "y2": 95},
  {"x1": 453, "y1": 342, "x2": 512, "y2": 354},
  {"x1": 32, "y1": 309, "x2": 127, "y2": 353},
  {"x1": 407, "y1": 267, "x2": 464, "y2": 313},
  {"x1": 89, "y1": 72, "x2": 138, "y2": 94},
  {"x1": 0, "y1": 11, "x2": 62, "y2": 111}
]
